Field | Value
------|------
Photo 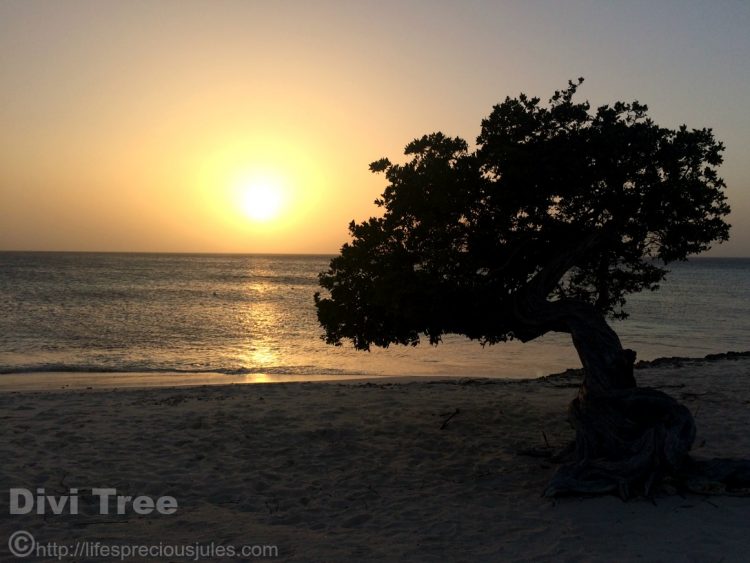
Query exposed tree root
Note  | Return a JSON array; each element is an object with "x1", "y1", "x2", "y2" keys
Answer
[
  {"x1": 677, "y1": 458, "x2": 750, "y2": 496},
  {"x1": 544, "y1": 386, "x2": 750, "y2": 499},
  {"x1": 514, "y1": 254, "x2": 750, "y2": 500}
]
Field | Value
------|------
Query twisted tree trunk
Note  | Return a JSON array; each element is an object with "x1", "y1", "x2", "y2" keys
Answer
[
  {"x1": 511, "y1": 244, "x2": 749, "y2": 498},
  {"x1": 549, "y1": 304, "x2": 750, "y2": 498},
  {"x1": 543, "y1": 301, "x2": 697, "y2": 498},
  {"x1": 514, "y1": 291, "x2": 698, "y2": 498}
]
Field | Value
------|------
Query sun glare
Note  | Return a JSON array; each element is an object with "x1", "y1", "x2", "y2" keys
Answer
[
  {"x1": 238, "y1": 178, "x2": 284, "y2": 222},
  {"x1": 196, "y1": 140, "x2": 325, "y2": 242}
]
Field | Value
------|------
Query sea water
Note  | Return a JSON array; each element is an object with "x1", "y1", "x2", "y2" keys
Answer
[{"x1": 0, "y1": 252, "x2": 748, "y2": 379}]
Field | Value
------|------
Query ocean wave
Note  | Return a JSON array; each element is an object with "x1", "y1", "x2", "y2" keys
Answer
[
  {"x1": 0, "y1": 364, "x2": 369, "y2": 377},
  {"x1": 2, "y1": 350, "x2": 748, "y2": 379}
]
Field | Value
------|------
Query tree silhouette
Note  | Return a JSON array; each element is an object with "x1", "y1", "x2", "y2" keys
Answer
[{"x1": 316, "y1": 80, "x2": 747, "y2": 497}]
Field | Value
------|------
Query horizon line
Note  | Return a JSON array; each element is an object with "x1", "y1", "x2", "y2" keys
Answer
[
  {"x1": 0, "y1": 249, "x2": 339, "y2": 256},
  {"x1": 1, "y1": 249, "x2": 749, "y2": 259}
]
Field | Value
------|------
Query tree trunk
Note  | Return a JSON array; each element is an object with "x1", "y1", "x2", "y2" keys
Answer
[
  {"x1": 532, "y1": 300, "x2": 750, "y2": 499},
  {"x1": 512, "y1": 242, "x2": 750, "y2": 499},
  {"x1": 513, "y1": 292, "x2": 696, "y2": 498},
  {"x1": 544, "y1": 300, "x2": 697, "y2": 498}
]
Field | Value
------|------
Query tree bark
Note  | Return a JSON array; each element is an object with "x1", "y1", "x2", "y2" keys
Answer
[
  {"x1": 512, "y1": 240, "x2": 750, "y2": 499},
  {"x1": 514, "y1": 293, "x2": 698, "y2": 498},
  {"x1": 545, "y1": 300, "x2": 697, "y2": 498},
  {"x1": 517, "y1": 296, "x2": 750, "y2": 499}
]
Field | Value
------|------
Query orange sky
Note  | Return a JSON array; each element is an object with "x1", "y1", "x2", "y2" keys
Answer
[{"x1": 1, "y1": 1, "x2": 749, "y2": 255}]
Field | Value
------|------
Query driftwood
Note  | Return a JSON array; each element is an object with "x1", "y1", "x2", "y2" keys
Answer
[{"x1": 440, "y1": 408, "x2": 460, "y2": 430}]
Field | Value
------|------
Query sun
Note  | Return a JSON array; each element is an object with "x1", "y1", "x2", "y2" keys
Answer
[{"x1": 238, "y1": 178, "x2": 284, "y2": 222}]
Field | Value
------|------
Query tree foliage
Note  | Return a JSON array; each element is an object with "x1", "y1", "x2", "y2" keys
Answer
[{"x1": 315, "y1": 79, "x2": 730, "y2": 351}]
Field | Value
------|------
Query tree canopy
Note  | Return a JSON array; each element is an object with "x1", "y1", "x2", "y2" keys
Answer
[{"x1": 315, "y1": 79, "x2": 730, "y2": 351}]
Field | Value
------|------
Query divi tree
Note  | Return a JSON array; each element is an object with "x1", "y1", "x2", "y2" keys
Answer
[{"x1": 315, "y1": 80, "x2": 745, "y2": 497}]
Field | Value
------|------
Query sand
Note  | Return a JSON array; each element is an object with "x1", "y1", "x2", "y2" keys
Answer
[{"x1": 1, "y1": 356, "x2": 749, "y2": 562}]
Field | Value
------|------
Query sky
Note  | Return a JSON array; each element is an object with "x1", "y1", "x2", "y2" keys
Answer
[{"x1": 1, "y1": 0, "x2": 749, "y2": 255}]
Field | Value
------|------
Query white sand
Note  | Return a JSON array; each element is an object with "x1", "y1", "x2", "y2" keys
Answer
[{"x1": 1, "y1": 357, "x2": 749, "y2": 562}]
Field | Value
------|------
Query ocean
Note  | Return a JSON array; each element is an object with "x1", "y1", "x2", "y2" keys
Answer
[{"x1": 0, "y1": 252, "x2": 748, "y2": 380}]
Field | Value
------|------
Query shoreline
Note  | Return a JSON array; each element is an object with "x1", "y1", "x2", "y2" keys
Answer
[
  {"x1": 1, "y1": 350, "x2": 748, "y2": 393},
  {"x1": 0, "y1": 371, "x2": 403, "y2": 393}
]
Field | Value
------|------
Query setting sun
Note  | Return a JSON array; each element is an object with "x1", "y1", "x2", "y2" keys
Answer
[
  {"x1": 239, "y1": 179, "x2": 284, "y2": 222},
  {"x1": 189, "y1": 136, "x2": 334, "y2": 250}
]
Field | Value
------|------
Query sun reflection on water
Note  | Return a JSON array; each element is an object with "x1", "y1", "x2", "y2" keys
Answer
[
  {"x1": 247, "y1": 345, "x2": 278, "y2": 366},
  {"x1": 238, "y1": 299, "x2": 282, "y2": 375}
]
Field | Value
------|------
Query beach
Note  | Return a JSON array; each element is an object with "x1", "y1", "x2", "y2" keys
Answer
[{"x1": 2, "y1": 354, "x2": 749, "y2": 562}]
